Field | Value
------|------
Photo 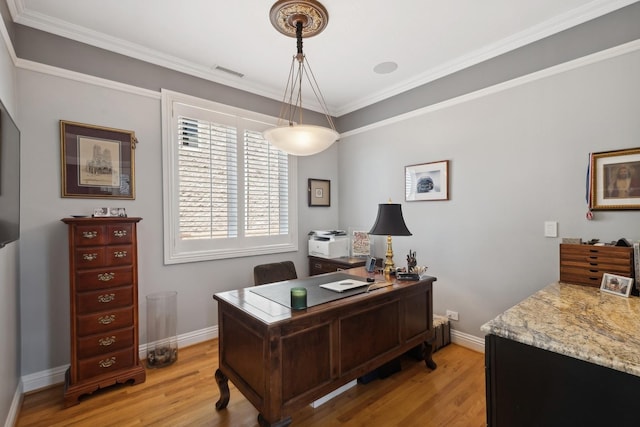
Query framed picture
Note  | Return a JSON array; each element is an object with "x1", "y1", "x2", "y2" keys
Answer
[
  {"x1": 590, "y1": 148, "x2": 640, "y2": 210},
  {"x1": 350, "y1": 228, "x2": 373, "y2": 257},
  {"x1": 60, "y1": 120, "x2": 138, "y2": 199},
  {"x1": 600, "y1": 273, "x2": 633, "y2": 297},
  {"x1": 308, "y1": 178, "x2": 330, "y2": 207},
  {"x1": 93, "y1": 207, "x2": 127, "y2": 217},
  {"x1": 405, "y1": 160, "x2": 449, "y2": 201}
]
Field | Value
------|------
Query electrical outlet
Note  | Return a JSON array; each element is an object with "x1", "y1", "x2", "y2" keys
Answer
[{"x1": 446, "y1": 310, "x2": 459, "y2": 321}]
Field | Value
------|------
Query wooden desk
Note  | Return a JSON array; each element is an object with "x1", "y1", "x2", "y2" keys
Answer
[{"x1": 213, "y1": 268, "x2": 437, "y2": 427}]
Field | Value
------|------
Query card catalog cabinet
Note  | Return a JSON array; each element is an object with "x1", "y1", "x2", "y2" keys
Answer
[
  {"x1": 559, "y1": 244, "x2": 634, "y2": 288},
  {"x1": 61, "y1": 217, "x2": 145, "y2": 406}
]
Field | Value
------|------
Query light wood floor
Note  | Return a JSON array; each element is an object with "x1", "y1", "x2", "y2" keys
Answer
[{"x1": 16, "y1": 340, "x2": 486, "y2": 427}]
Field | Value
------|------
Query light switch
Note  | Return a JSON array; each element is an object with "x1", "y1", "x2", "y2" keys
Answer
[{"x1": 544, "y1": 221, "x2": 558, "y2": 238}]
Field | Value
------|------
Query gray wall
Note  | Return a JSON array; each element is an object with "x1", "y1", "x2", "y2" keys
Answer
[
  {"x1": 17, "y1": 68, "x2": 339, "y2": 375},
  {"x1": 0, "y1": 15, "x2": 20, "y2": 424},
  {"x1": 338, "y1": 47, "x2": 640, "y2": 337}
]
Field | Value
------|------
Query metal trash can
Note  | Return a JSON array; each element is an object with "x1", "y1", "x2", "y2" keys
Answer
[{"x1": 146, "y1": 291, "x2": 178, "y2": 368}]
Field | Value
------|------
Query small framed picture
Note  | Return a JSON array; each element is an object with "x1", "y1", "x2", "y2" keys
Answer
[
  {"x1": 350, "y1": 228, "x2": 373, "y2": 257},
  {"x1": 600, "y1": 273, "x2": 633, "y2": 297},
  {"x1": 405, "y1": 160, "x2": 449, "y2": 201},
  {"x1": 308, "y1": 178, "x2": 330, "y2": 207},
  {"x1": 93, "y1": 207, "x2": 109, "y2": 217}
]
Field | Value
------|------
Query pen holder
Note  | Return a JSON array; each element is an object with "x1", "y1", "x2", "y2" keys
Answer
[{"x1": 290, "y1": 287, "x2": 307, "y2": 310}]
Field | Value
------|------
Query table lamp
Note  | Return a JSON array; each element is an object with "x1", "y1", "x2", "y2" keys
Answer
[{"x1": 369, "y1": 202, "x2": 412, "y2": 274}]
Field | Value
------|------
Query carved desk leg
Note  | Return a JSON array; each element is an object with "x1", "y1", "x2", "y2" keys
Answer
[
  {"x1": 215, "y1": 369, "x2": 230, "y2": 410},
  {"x1": 257, "y1": 414, "x2": 292, "y2": 427},
  {"x1": 423, "y1": 340, "x2": 437, "y2": 370}
]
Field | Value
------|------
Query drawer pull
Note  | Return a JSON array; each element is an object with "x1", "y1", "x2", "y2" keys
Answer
[
  {"x1": 98, "y1": 315, "x2": 116, "y2": 325},
  {"x1": 113, "y1": 250, "x2": 128, "y2": 258},
  {"x1": 82, "y1": 231, "x2": 98, "y2": 239},
  {"x1": 99, "y1": 336, "x2": 116, "y2": 346},
  {"x1": 98, "y1": 357, "x2": 116, "y2": 368},
  {"x1": 98, "y1": 293, "x2": 115, "y2": 303},
  {"x1": 314, "y1": 263, "x2": 321, "y2": 269},
  {"x1": 98, "y1": 272, "x2": 115, "y2": 282},
  {"x1": 113, "y1": 230, "x2": 128, "y2": 238},
  {"x1": 83, "y1": 253, "x2": 98, "y2": 261}
]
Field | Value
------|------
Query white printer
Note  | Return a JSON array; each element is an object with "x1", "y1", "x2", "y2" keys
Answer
[{"x1": 308, "y1": 230, "x2": 349, "y2": 258}]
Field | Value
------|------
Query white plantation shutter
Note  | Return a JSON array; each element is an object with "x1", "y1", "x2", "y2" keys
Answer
[
  {"x1": 177, "y1": 116, "x2": 238, "y2": 240},
  {"x1": 162, "y1": 90, "x2": 298, "y2": 264},
  {"x1": 244, "y1": 130, "x2": 289, "y2": 237}
]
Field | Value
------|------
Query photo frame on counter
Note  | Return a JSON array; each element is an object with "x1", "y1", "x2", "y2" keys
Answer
[
  {"x1": 590, "y1": 147, "x2": 640, "y2": 210},
  {"x1": 405, "y1": 160, "x2": 449, "y2": 201},
  {"x1": 60, "y1": 120, "x2": 137, "y2": 199},
  {"x1": 600, "y1": 273, "x2": 633, "y2": 298},
  {"x1": 308, "y1": 178, "x2": 330, "y2": 207}
]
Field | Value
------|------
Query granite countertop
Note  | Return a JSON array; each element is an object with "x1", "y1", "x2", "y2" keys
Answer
[{"x1": 481, "y1": 282, "x2": 640, "y2": 377}]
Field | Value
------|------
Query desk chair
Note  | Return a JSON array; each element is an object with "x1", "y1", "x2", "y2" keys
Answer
[{"x1": 253, "y1": 261, "x2": 298, "y2": 286}]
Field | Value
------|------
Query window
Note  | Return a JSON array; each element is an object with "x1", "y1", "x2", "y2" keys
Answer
[{"x1": 162, "y1": 90, "x2": 298, "y2": 264}]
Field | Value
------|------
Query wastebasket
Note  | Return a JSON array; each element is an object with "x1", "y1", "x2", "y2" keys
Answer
[{"x1": 146, "y1": 291, "x2": 178, "y2": 368}]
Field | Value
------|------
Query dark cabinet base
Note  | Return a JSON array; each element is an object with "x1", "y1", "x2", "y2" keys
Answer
[{"x1": 485, "y1": 334, "x2": 640, "y2": 427}]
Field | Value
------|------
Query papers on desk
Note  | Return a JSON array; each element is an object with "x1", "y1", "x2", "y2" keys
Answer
[{"x1": 320, "y1": 279, "x2": 368, "y2": 292}]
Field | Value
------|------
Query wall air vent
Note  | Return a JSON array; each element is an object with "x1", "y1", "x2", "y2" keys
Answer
[{"x1": 214, "y1": 66, "x2": 244, "y2": 78}]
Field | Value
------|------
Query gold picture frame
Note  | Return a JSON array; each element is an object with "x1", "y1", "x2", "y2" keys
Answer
[
  {"x1": 590, "y1": 147, "x2": 640, "y2": 210},
  {"x1": 308, "y1": 178, "x2": 330, "y2": 207},
  {"x1": 60, "y1": 120, "x2": 137, "y2": 199}
]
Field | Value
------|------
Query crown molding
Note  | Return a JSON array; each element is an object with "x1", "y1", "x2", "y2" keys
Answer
[
  {"x1": 8, "y1": 0, "x2": 636, "y2": 117},
  {"x1": 335, "y1": 0, "x2": 640, "y2": 116}
]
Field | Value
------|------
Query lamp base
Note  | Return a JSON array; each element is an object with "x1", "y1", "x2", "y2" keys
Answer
[{"x1": 383, "y1": 235, "x2": 395, "y2": 275}]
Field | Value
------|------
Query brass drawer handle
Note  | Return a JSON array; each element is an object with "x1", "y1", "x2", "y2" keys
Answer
[
  {"x1": 99, "y1": 336, "x2": 116, "y2": 346},
  {"x1": 98, "y1": 272, "x2": 115, "y2": 281},
  {"x1": 113, "y1": 230, "x2": 128, "y2": 238},
  {"x1": 98, "y1": 315, "x2": 115, "y2": 325},
  {"x1": 113, "y1": 250, "x2": 128, "y2": 258},
  {"x1": 98, "y1": 293, "x2": 115, "y2": 303},
  {"x1": 82, "y1": 231, "x2": 98, "y2": 239},
  {"x1": 98, "y1": 357, "x2": 116, "y2": 368},
  {"x1": 83, "y1": 253, "x2": 98, "y2": 261}
]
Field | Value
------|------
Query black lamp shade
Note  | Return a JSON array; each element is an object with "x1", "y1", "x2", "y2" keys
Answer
[{"x1": 369, "y1": 203, "x2": 412, "y2": 236}]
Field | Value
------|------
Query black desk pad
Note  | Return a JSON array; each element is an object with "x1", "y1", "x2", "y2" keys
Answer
[{"x1": 249, "y1": 273, "x2": 368, "y2": 309}]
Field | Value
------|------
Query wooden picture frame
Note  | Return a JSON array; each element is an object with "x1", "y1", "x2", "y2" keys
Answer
[
  {"x1": 590, "y1": 148, "x2": 640, "y2": 210},
  {"x1": 60, "y1": 120, "x2": 137, "y2": 199},
  {"x1": 308, "y1": 178, "x2": 330, "y2": 207},
  {"x1": 405, "y1": 160, "x2": 449, "y2": 201},
  {"x1": 600, "y1": 273, "x2": 633, "y2": 298}
]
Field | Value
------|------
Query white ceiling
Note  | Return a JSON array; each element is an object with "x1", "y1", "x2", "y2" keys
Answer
[{"x1": 7, "y1": 0, "x2": 637, "y2": 116}]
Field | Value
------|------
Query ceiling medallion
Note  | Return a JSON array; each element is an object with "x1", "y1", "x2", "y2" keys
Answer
[{"x1": 269, "y1": 0, "x2": 329, "y2": 38}]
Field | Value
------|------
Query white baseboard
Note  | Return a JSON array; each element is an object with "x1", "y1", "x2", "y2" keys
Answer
[
  {"x1": 4, "y1": 383, "x2": 22, "y2": 427},
  {"x1": 450, "y1": 329, "x2": 485, "y2": 353},
  {"x1": 20, "y1": 325, "x2": 219, "y2": 394}
]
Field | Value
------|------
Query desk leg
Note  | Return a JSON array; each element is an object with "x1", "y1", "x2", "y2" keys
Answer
[
  {"x1": 423, "y1": 340, "x2": 437, "y2": 370},
  {"x1": 258, "y1": 414, "x2": 292, "y2": 427},
  {"x1": 215, "y1": 369, "x2": 230, "y2": 410}
]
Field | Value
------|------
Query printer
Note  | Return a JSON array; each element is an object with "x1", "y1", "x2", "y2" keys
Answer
[{"x1": 308, "y1": 230, "x2": 349, "y2": 258}]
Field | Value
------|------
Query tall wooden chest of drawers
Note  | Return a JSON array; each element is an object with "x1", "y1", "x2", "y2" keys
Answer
[
  {"x1": 559, "y1": 243, "x2": 634, "y2": 288},
  {"x1": 61, "y1": 217, "x2": 145, "y2": 406}
]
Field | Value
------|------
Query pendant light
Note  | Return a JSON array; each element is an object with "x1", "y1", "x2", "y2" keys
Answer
[{"x1": 263, "y1": 0, "x2": 339, "y2": 156}]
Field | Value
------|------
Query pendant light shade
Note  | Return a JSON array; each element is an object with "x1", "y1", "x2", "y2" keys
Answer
[
  {"x1": 264, "y1": 0, "x2": 338, "y2": 156},
  {"x1": 263, "y1": 124, "x2": 339, "y2": 156}
]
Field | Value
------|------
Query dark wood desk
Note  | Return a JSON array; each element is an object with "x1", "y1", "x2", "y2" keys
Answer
[{"x1": 213, "y1": 268, "x2": 437, "y2": 427}]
